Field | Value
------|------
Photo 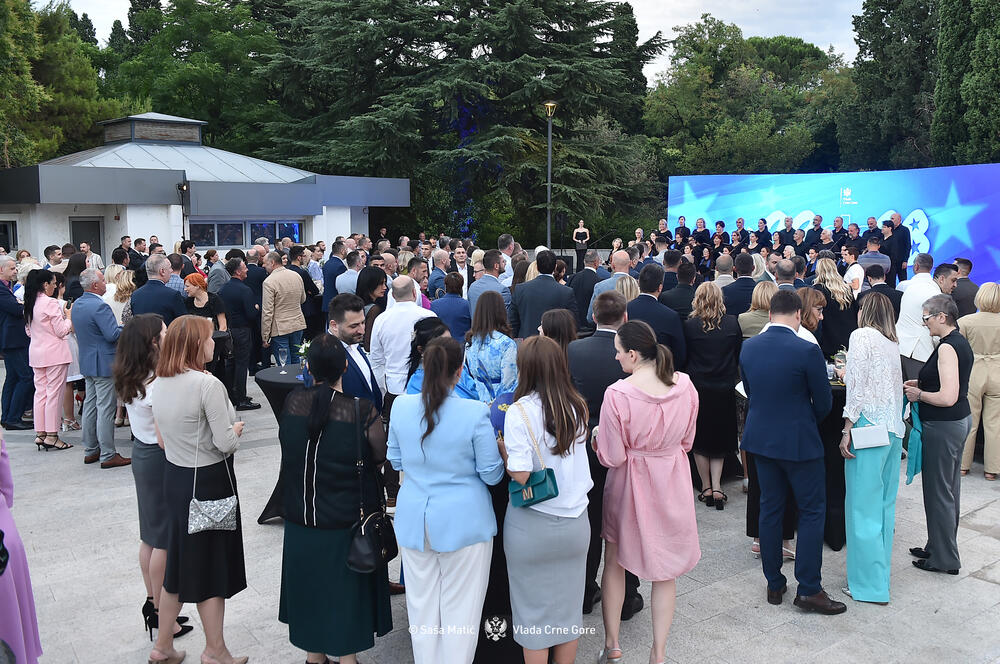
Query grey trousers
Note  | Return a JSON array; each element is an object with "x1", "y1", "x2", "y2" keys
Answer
[
  {"x1": 82, "y1": 376, "x2": 117, "y2": 461},
  {"x1": 921, "y1": 416, "x2": 971, "y2": 571}
]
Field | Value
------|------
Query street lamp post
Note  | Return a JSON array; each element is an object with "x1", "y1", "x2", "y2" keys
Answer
[{"x1": 544, "y1": 101, "x2": 557, "y2": 249}]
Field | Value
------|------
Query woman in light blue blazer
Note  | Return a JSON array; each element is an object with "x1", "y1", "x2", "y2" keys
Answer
[{"x1": 387, "y1": 335, "x2": 505, "y2": 664}]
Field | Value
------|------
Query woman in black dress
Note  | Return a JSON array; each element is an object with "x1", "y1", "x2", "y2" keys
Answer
[
  {"x1": 573, "y1": 219, "x2": 590, "y2": 273},
  {"x1": 812, "y1": 258, "x2": 858, "y2": 358},
  {"x1": 683, "y1": 282, "x2": 742, "y2": 509},
  {"x1": 278, "y1": 334, "x2": 392, "y2": 663},
  {"x1": 183, "y1": 273, "x2": 227, "y2": 331},
  {"x1": 62, "y1": 252, "x2": 88, "y2": 302}
]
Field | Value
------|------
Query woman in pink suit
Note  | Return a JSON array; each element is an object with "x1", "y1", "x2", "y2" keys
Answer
[
  {"x1": 0, "y1": 436, "x2": 43, "y2": 663},
  {"x1": 596, "y1": 320, "x2": 700, "y2": 664},
  {"x1": 24, "y1": 269, "x2": 73, "y2": 450}
]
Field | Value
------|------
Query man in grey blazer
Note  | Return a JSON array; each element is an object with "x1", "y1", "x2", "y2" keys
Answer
[{"x1": 74, "y1": 269, "x2": 128, "y2": 468}]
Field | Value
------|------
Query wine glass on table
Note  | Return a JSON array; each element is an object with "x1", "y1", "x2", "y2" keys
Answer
[{"x1": 277, "y1": 346, "x2": 289, "y2": 374}]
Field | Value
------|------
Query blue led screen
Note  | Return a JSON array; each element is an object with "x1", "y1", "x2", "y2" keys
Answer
[{"x1": 667, "y1": 163, "x2": 1000, "y2": 283}]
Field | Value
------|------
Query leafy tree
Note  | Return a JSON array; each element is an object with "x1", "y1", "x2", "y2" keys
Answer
[
  {"x1": 957, "y1": 0, "x2": 1000, "y2": 163},
  {"x1": 840, "y1": 0, "x2": 937, "y2": 170},
  {"x1": 107, "y1": 19, "x2": 129, "y2": 52},
  {"x1": 608, "y1": 3, "x2": 665, "y2": 134},
  {"x1": 0, "y1": 0, "x2": 45, "y2": 167},
  {"x1": 68, "y1": 9, "x2": 97, "y2": 45},
  {"x1": 747, "y1": 35, "x2": 830, "y2": 87},
  {"x1": 930, "y1": 0, "x2": 972, "y2": 164},
  {"x1": 678, "y1": 111, "x2": 815, "y2": 175},
  {"x1": 118, "y1": 0, "x2": 279, "y2": 154},
  {"x1": 127, "y1": 0, "x2": 162, "y2": 48}
]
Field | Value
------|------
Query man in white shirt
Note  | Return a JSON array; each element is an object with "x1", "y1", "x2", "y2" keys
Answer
[
  {"x1": 335, "y1": 251, "x2": 362, "y2": 295},
  {"x1": 896, "y1": 254, "x2": 958, "y2": 379},
  {"x1": 370, "y1": 276, "x2": 436, "y2": 397},
  {"x1": 79, "y1": 242, "x2": 104, "y2": 270},
  {"x1": 498, "y1": 232, "x2": 516, "y2": 285}
]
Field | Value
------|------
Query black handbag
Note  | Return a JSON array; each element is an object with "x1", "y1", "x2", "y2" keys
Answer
[{"x1": 346, "y1": 397, "x2": 398, "y2": 573}]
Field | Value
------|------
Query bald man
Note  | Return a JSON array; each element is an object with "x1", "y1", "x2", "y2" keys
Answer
[{"x1": 587, "y1": 250, "x2": 632, "y2": 323}]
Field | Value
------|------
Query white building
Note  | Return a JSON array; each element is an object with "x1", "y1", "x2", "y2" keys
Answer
[{"x1": 0, "y1": 112, "x2": 409, "y2": 257}]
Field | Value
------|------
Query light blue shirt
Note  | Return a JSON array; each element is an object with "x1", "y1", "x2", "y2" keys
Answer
[
  {"x1": 405, "y1": 364, "x2": 480, "y2": 400},
  {"x1": 467, "y1": 273, "x2": 512, "y2": 320},
  {"x1": 166, "y1": 274, "x2": 186, "y2": 294},
  {"x1": 335, "y1": 268, "x2": 359, "y2": 295},
  {"x1": 387, "y1": 395, "x2": 504, "y2": 552},
  {"x1": 587, "y1": 272, "x2": 630, "y2": 323}
]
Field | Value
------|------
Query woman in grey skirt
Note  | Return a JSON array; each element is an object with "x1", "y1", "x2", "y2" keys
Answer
[
  {"x1": 113, "y1": 314, "x2": 193, "y2": 642},
  {"x1": 503, "y1": 336, "x2": 593, "y2": 664}
]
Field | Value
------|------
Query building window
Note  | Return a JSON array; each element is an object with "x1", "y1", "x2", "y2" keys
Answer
[
  {"x1": 249, "y1": 222, "x2": 275, "y2": 245},
  {"x1": 189, "y1": 223, "x2": 216, "y2": 247},
  {"x1": 193, "y1": 220, "x2": 301, "y2": 248},
  {"x1": 277, "y1": 221, "x2": 302, "y2": 243},
  {"x1": 217, "y1": 223, "x2": 245, "y2": 247}
]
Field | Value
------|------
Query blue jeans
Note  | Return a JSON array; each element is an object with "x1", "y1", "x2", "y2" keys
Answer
[
  {"x1": 270, "y1": 330, "x2": 304, "y2": 366},
  {"x1": 1, "y1": 347, "x2": 34, "y2": 425},
  {"x1": 756, "y1": 455, "x2": 826, "y2": 597}
]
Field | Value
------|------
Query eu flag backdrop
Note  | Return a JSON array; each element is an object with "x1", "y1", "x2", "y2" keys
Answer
[{"x1": 667, "y1": 163, "x2": 1000, "y2": 283}]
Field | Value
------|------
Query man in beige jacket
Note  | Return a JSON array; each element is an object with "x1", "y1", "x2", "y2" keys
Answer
[{"x1": 261, "y1": 250, "x2": 306, "y2": 365}]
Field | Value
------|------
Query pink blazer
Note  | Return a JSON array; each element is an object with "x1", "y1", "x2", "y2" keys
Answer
[{"x1": 26, "y1": 294, "x2": 73, "y2": 367}]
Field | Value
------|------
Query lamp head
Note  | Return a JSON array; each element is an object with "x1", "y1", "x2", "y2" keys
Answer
[{"x1": 544, "y1": 101, "x2": 557, "y2": 117}]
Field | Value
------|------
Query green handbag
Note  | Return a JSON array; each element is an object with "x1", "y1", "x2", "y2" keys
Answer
[{"x1": 508, "y1": 402, "x2": 560, "y2": 507}]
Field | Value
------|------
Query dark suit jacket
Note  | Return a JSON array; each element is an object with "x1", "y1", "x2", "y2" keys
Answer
[
  {"x1": 858, "y1": 282, "x2": 903, "y2": 319},
  {"x1": 626, "y1": 294, "x2": 687, "y2": 368},
  {"x1": 662, "y1": 270, "x2": 678, "y2": 292},
  {"x1": 511, "y1": 274, "x2": 578, "y2": 338},
  {"x1": 658, "y1": 283, "x2": 695, "y2": 320},
  {"x1": 0, "y1": 280, "x2": 28, "y2": 350},
  {"x1": 129, "y1": 279, "x2": 187, "y2": 326},
  {"x1": 289, "y1": 264, "x2": 321, "y2": 319},
  {"x1": 180, "y1": 254, "x2": 197, "y2": 278},
  {"x1": 952, "y1": 277, "x2": 979, "y2": 318},
  {"x1": 321, "y1": 256, "x2": 346, "y2": 312},
  {"x1": 448, "y1": 260, "x2": 475, "y2": 290},
  {"x1": 246, "y1": 264, "x2": 268, "y2": 304},
  {"x1": 568, "y1": 268, "x2": 600, "y2": 328},
  {"x1": 891, "y1": 224, "x2": 911, "y2": 267},
  {"x1": 740, "y1": 325, "x2": 832, "y2": 461},
  {"x1": 722, "y1": 276, "x2": 755, "y2": 316},
  {"x1": 567, "y1": 330, "x2": 624, "y2": 428},
  {"x1": 341, "y1": 344, "x2": 383, "y2": 413}
]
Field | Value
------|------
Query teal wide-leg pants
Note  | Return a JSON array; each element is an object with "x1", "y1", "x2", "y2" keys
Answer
[{"x1": 844, "y1": 415, "x2": 903, "y2": 603}]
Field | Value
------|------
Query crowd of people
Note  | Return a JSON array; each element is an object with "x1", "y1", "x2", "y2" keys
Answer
[{"x1": 0, "y1": 214, "x2": 996, "y2": 664}]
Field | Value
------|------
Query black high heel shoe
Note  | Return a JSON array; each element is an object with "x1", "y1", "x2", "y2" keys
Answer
[
  {"x1": 144, "y1": 607, "x2": 195, "y2": 641},
  {"x1": 143, "y1": 597, "x2": 189, "y2": 632},
  {"x1": 713, "y1": 490, "x2": 728, "y2": 511}
]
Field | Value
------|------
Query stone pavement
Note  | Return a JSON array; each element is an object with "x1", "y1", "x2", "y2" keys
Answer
[{"x1": 4, "y1": 374, "x2": 1000, "y2": 664}]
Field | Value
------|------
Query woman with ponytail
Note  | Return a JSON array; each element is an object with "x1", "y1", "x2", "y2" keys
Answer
[
  {"x1": 595, "y1": 320, "x2": 700, "y2": 664},
  {"x1": 387, "y1": 336, "x2": 505, "y2": 664},
  {"x1": 502, "y1": 335, "x2": 592, "y2": 664}
]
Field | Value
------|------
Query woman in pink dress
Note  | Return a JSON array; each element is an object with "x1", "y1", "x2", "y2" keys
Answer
[{"x1": 596, "y1": 320, "x2": 700, "y2": 664}]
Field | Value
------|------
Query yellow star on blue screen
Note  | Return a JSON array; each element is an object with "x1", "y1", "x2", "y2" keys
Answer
[
  {"x1": 673, "y1": 181, "x2": 717, "y2": 224},
  {"x1": 926, "y1": 183, "x2": 985, "y2": 249}
]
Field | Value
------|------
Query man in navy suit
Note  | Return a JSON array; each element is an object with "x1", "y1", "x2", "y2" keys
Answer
[
  {"x1": 722, "y1": 253, "x2": 757, "y2": 316},
  {"x1": 0, "y1": 256, "x2": 33, "y2": 430},
  {"x1": 321, "y1": 240, "x2": 348, "y2": 312},
  {"x1": 75, "y1": 269, "x2": 129, "y2": 468},
  {"x1": 739, "y1": 290, "x2": 844, "y2": 614},
  {"x1": 327, "y1": 293, "x2": 382, "y2": 412},
  {"x1": 128, "y1": 254, "x2": 186, "y2": 326},
  {"x1": 626, "y1": 264, "x2": 687, "y2": 368},
  {"x1": 510, "y1": 250, "x2": 578, "y2": 337},
  {"x1": 567, "y1": 249, "x2": 602, "y2": 330}
]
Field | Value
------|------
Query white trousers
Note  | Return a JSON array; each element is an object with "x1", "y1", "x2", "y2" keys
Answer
[{"x1": 401, "y1": 532, "x2": 492, "y2": 664}]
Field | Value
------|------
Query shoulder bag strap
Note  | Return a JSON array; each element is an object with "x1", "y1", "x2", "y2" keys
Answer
[
  {"x1": 514, "y1": 402, "x2": 546, "y2": 471},
  {"x1": 354, "y1": 397, "x2": 365, "y2": 521}
]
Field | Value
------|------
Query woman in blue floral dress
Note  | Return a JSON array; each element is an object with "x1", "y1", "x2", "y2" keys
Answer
[{"x1": 464, "y1": 291, "x2": 518, "y2": 403}]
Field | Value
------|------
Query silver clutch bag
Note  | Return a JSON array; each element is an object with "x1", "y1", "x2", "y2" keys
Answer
[{"x1": 188, "y1": 495, "x2": 238, "y2": 534}]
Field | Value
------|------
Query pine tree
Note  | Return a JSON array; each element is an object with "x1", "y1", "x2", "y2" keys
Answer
[
  {"x1": 957, "y1": 0, "x2": 1000, "y2": 163},
  {"x1": 68, "y1": 9, "x2": 97, "y2": 45},
  {"x1": 930, "y1": 0, "x2": 972, "y2": 165},
  {"x1": 608, "y1": 3, "x2": 665, "y2": 135},
  {"x1": 0, "y1": 0, "x2": 46, "y2": 167},
  {"x1": 107, "y1": 19, "x2": 129, "y2": 53},
  {"x1": 127, "y1": 0, "x2": 162, "y2": 47}
]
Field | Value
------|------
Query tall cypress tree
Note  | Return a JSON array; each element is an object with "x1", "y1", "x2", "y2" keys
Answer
[
  {"x1": 957, "y1": 0, "x2": 1000, "y2": 163},
  {"x1": 930, "y1": 0, "x2": 972, "y2": 165}
]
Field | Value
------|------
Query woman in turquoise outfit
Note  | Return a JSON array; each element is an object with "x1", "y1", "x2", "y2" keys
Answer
[
  {"x1": 463, "y1": 291, "x2": 518, "y2": 403},
  {"x1": 838, "y1": 292, "x2": 905, "y2": 604}
]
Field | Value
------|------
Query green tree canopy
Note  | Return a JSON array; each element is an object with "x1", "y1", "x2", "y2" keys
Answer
[{"x1": 0, "y1": 0, "x2": 45, "y2": 167}]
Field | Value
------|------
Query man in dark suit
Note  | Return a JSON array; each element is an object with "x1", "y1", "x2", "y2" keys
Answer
[
  {"x1": 128, "y1": 254, "x2": 186, "y2": 326},
  {"x1": 889, "y1": 212, "x2": 911, "y2": 286},
  {"x1": 568, "y1": 249, "x2": 602, "y2": 330},
  {"x1": 245, "y1": 246, "x2": 270, "y2": 371},
  {"x1": 659, "y1": 259, "x2": 697, "y2": 320},
  {"x1": 722, "y1": 254, "x2": 757, "y2": 316},
  {"x1": 567, "y1": 290, "x2": 642, "y2": 620},
  {"x1": 739, "y1": 290, "x2": 843, "y2": 614},
  {"x1": 857, "y1": 264, "x2": 903, "y2": 319},
  {"x1": 510, "y1": 250, "x2": 577, "y2": 337},
  {"x1": 627, "y1": 264, "x2": 686, "y2": 368},
  {"x1": 447, "y1": 244, "x2": 475, "y2": 289},
  {"x1": 661, "y1": 249, "x2": 681, "y2": 292},
  {"x1": 321, "y1": 240, "x2": 348, "y2": 312},
  {"x1": 218, "y1": 258, "x2": 261, "y2": 410},
  {"x1": 951, "y1": 257, "x2": 979, "y2": 317},
  {"x1": 288, "y1": 245, "x2": 323, "y2": 339},
  {"x1": 328, "y1": 294, "x2": 383, "y2": 412},
  {"x1": 0, "y1": 256, "x2": 33, "y2": 430}
]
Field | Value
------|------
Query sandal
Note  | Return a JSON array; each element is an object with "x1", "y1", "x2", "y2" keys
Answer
[
  {"x1": 713, "y1": 490, "x2": 728, "y2": 511},
  {"x1": 61, "y1": 417, "x2": 81, "y2": 432},
  {"x1": 985, "y1": 473, "x2": 997, "y2": 481},
  {"x1": 597, "y1": 646, "x2": 623, "y2": 663},
  {"x1": 698, "y1": 488, "x2": 713, "y2": 505},
  {"x1": 41, "y1": 434, "x2": 73, "y2": 451},
  {"x1": 34, "y1": 434, "x2": 46, "y2": 450}
]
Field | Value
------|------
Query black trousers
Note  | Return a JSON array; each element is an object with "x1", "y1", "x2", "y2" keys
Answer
[
  {"x1": 382, "y1": 392, "x2": 400, "y2": 499},
  {"x1": 585, "y1": 439, "x2": 640, "y2": 597},
  {"x1": 229, "y1": 327, "x2": 251, "y2": 405}
]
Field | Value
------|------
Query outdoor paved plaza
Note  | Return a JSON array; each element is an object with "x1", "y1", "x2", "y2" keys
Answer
[{"x1": 4, "y1": 375, "x2": 1000, "y2": 663}]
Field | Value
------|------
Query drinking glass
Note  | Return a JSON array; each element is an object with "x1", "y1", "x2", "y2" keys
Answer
[{"x1": 277, "y1": 346, "x2": 289, "y2": 373}]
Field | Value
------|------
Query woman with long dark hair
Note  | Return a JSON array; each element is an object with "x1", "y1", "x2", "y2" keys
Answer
[
  {"x1": 503, "y1": 336, "x2": 592, "y2": 664},
  {"x1": 388, "y1": 336, "x2": 505, "y2": 663},
  {"x1": 114, "y1": 314, "x2": 194, "y2": 642},
  {"x1": 357, "y1": 266, "x2": 387, "y2": 352},
  {"x1": 24, "y1": 269, "x2": 73, "y2": 450},
  {"x1": 596, "y1": 321, "x2": 700, "y2": 664},
  {"x1": 278, "y1": 334, "x2": 391, "y2": 664},
  {"x1": 539, "y1": 308, "x2": 577, "y2": 354},
  {"x1": 149, "y1": 315, "x2": 246, "y2": 664},
  {"x1": 62, "y1": 252, "x2": 88, "y2": 302},
  {"x1": 404, "y1": 317, "x2": 478, "y2": 398},
  {"x1": 464, "y1": 291, "x2": 518, "y2": 403}
]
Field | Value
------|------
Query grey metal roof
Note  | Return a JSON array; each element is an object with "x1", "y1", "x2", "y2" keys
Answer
[
  {"x1": 41, "y1": 142, "x2": 315, "y2": 184},
  {"x1": 97, "y1": 112, "x2": 208, "y2": 126}
]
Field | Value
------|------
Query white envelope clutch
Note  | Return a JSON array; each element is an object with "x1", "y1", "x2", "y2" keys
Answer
[{"x1": 851, "y1": 423, "x2": 890, "y2": 449}]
